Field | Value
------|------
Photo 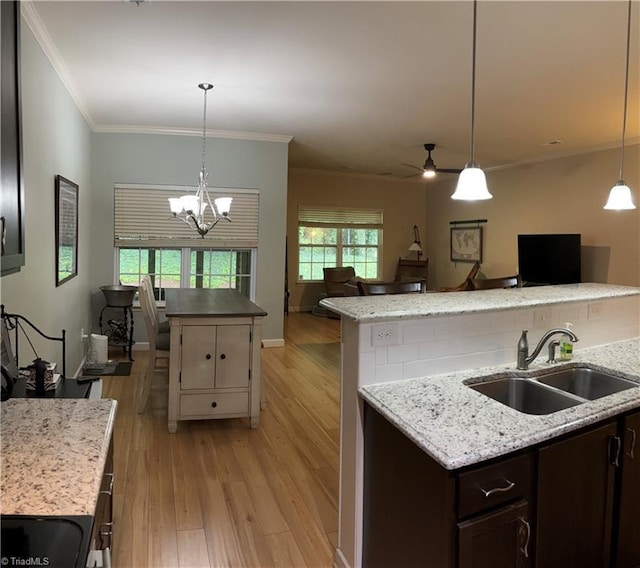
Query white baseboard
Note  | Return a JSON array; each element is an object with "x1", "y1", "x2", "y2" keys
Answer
[{"x1": 262, "y1": 338, "x2": 285, "y2": 348}]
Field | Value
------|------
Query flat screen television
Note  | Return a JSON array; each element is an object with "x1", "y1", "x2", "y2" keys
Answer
[{"x1": 517, "y1": 234, "x2": 581, "y2": 285}]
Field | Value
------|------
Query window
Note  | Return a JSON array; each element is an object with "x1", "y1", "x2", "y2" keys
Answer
[
  {"x1": 297, "y1": 206, "x2": 383, "y2": 281},
  {"x1": 113, "y1": 185, "x2": 259, "y2": 300},
  {"x1": 118, "y1": 247, "x2": 254, "y2": 300}
]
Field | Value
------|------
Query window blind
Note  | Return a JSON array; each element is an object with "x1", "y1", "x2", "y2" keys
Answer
[
  {"x1": 114, "y1": 185, "x2": 259, "y2": 248},
  {"x1": 298, "y1": 206, "x2": 383, "y2": 229}
]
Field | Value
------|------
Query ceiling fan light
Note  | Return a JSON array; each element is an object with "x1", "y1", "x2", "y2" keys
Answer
[
  {"x1": 422, "y1": 169, "x2": 436, "y2": 179},
  {"x1": 603, "y1": 180, "x2": 636, "y2": 210},
  {"x1": 451, "y1": 162, "x2": 493, "y2": 201}
]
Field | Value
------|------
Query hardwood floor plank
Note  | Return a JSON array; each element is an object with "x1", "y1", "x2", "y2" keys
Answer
[
  {"x1": 171, "y1": 430, "x2": 204, "y2": 531},
  {"x1": 177, "y1": 529, "x2": 211, "y2": 568}
]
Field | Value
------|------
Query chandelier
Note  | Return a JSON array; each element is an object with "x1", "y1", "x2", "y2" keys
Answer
[{"x1": 168, "y1": 83, "x2": 232, "y2": 237}]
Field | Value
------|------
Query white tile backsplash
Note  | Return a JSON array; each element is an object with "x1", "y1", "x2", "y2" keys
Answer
[{"x1": 366, "y1": 295, "x2": 639, "y2": 383}]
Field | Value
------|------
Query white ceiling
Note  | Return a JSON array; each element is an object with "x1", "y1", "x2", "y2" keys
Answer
[{"x1": 24, "y1": 0, "x2": 640, "y2": 180}]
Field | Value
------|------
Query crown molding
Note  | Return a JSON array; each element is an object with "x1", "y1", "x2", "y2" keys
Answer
[
  {"x1": 21, "y1": 0, "x2": 95, "y2": 130},
  {"x1": 93, "y1": 124, "x2": 293, "y2": 144}
]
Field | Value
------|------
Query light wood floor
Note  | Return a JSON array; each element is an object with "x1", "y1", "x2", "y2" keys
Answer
[{"x1": 102, "y1": 312, "x2": 341, "y2": 568}]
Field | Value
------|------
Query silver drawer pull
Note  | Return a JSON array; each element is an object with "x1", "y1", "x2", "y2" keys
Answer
[
  {"x1": 100, "y1": 472, "x2": 115, "y2": 496},
  {"x1": 479, "y1": 479, "x2": 515, "y2": 497},
  {"x1": 627, "y1": 428, "x2": 636, "y2": 459},
  {"x1": 519, "y1": 517, "x2": 531, "y2": 558}
]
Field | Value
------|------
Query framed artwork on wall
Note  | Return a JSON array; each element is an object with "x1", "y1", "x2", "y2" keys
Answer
[
  {"x1": 55, "y1": 176, "x2": 79, "y2": 286},
  {"x1": 450, "y1": 227, "x2": 483, "y2": 263},
  {"x1": 0, "y1": 0, "x2": 25, "y2": 276}
]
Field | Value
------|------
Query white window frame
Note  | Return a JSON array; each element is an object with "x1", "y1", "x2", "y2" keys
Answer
[{"x1": 297, "y1": 206, "x2": 383, "y2": 283}]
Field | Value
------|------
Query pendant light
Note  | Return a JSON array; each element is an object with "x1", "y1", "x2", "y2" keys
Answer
[
  {"x1": 604, "y1": 0, "x2": 636, "y2": 210},
  {"x1": 169, "y1": 83, "x2": 233, "y2": 236},
  {"x1": 451, "y1": 0, "x2": 493, "y2": 201}
]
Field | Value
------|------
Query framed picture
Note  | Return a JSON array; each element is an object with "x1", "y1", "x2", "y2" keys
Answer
[
  {"x1": 450, "y1": 227, "x2": 483, "y2": 263},
  {"x1": 55, "y1": 175, "x2": 78, "y2": 286}
]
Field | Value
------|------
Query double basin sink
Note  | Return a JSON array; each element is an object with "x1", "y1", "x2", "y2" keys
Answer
[{"x1": 468, "y1": 366, "x2": 639, "y2": 415}]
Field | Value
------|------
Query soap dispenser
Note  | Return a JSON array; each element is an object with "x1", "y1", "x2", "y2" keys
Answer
[{"x1": 560, "y1": 322, "x2": 574, "y2": 361}]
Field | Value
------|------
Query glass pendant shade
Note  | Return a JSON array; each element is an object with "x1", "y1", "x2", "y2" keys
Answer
[
  {"x1": 180, "y1": 195, "x2": 200, "y2": 214},
  {"x1": 603, "y1": 180, "x2": 636, "y2": 210},
  {"x1": 215, "y1": 197, "x2": 233, "y2": 215},
  {"x1": 451, "y1": 162, "x2": 493, "y2": 201},
  {"x1": 168, "y1": 198, "x2": 183, "y2": 214}
]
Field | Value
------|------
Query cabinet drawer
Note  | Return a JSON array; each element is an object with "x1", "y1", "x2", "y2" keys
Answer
[
  {"x1": 458, "y1": 453, "x2": 532, "y2": 518},
  {"x1": 180, "y1": 392, "x2": 249, "y2": 417}
]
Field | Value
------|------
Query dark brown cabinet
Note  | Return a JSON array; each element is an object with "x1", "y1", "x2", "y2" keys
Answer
[
  {"x1": 458, "y1": 500, "x2": 531, "y2": 568},
  {"x1": 87, "y1": 438, "x2": 114, "y2": 566},
  {"x1": 363, "y1": 402, "x2": 640, "y2": 568},
  {"x1": 614, "y1": 410, "x2": 640, "y2": 568},
  {"x1": 536, "y1": 421, "x2": 617, "y2": 568}
]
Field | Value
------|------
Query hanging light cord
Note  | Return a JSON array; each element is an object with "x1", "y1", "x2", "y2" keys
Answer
[
  {"x1": 618, "y1": 0, "x2": 632, "y2": 181},
  {"x1": 469, "y1": 0, "x2": 478, "y2": 164}
]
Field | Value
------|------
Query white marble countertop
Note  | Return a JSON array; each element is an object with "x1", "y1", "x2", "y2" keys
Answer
[
  {"x1": 320, "y1": 282, "x2": 640, "y2": 322},
  {"x1": 1, "y1": 398, "x2": 117, "y2": 516},
  {"x1": 360, "y1": 338, "x2": 640, "y2": 470}
]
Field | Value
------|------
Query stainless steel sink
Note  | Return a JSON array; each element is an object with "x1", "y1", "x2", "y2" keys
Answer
[
  {"x1": 468, "y1": 365, "x2": 639, "y2": 415},
  {"x1": 535, "y1": 367, "x2": 639, "y2": 400},
  {"x1": 469, "y1": 377, "x2": 584, "y2": 415}
]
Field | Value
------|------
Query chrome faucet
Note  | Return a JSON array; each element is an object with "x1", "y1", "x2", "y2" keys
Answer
[{"x1": 517, "y1": 328, "x2": 579, "y2": 370}]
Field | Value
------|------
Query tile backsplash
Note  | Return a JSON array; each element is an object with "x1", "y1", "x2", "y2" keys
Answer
[{"x1": 358, "y1": 295, "x2": 639, "y2": 386}]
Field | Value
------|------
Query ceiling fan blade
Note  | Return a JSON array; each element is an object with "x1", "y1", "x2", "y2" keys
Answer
[
  {"x1": 400, "y1": 172, "x2": 422, "y2": 179},
  {"x1": 436, "y1": 168, "x2": 463, "y2": 174},
  {"x1": 401, "y1": 163, "x2": 425, "y2": 173}
]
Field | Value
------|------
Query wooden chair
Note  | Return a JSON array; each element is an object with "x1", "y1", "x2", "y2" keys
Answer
[
  {"x1": 141, "y1": 275, "x2": 170, "y2": 334},
  {"x1": 438, "y1": 262, "x2": 481, "y2": 292},
  {"x1": 395, "y1": 257, "x2": 428, "y2": 286},
  {"x1": 471, "y1": 274, "x2": 522, "y2": 290},
  {"x1": 358, "y1": 279, "x2": 425, "y2": 296},
  {"x1": 137, "y1": 277, "x2": 170, "y2": 413},
  {"x1": 323, "y1": 266, "x2": 356, "y2": 297}
]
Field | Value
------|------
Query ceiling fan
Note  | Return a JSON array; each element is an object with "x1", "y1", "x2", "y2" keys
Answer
[{"x1": 403, "y1": 143, "x2": 462, "y2": 179}]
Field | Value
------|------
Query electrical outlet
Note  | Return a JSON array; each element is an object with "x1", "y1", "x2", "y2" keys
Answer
[
  {"x1": 588, "y1": 302, "x2": 603, "y2": 320},
  {"x1": 372, "y1": 323, "x2": 399, "y2": 347},
  {"x1": 80, "y1": 328, "x2": 88, "y2": 343},
  {"x1": 534, "y1": 307, "x2": 552, "y2": 329}
]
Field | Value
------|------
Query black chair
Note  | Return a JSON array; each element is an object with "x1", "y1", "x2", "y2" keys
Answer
[
  {"x1": 357, "y1": 280, "x2": 425, "y2": 296},
  {"x1": 471, "y1": 274, "x2": 522, "y2": 290}
]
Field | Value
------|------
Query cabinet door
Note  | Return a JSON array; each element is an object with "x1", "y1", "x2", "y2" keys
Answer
[
  {"x1": 536, "y1": 421, "x2": 617, "y2": 568},
  {"x1": 215, "y1": 325, "x2": 251, "y2": 389},
  {"x1": 458, "y1": 500, "x2": 531, "y2": 568},
  {"x1": 180, "y1": 325, "x2": 217, "y2": 390},
  {"x1": 615, "y1": 411, "x2": 640, "y2": 568}
]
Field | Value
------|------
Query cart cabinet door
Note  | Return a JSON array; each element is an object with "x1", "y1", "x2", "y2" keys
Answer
[
  {"x1": 215, "y1": 325, "x2": 251, "y2": 389},
  {"x1": 180, "y1": 325, "x2": 217, "y2": 390}
]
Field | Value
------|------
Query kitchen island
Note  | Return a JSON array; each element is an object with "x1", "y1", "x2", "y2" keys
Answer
[
  {"x1": 1, "y1": 398, "x2": 117, "y2": 566},
  {"x1": 319, "y1": 282, "x2": 640, "y2": 568},
  {"x1": 165, "y1": 288, "x2": 267, "y2": 433}
]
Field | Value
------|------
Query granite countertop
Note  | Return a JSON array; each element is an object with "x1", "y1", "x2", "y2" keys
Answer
[
  {"x1": 360, "y1": 337, "x2": 640, "y2": 470},
  {"x1": 320, "y1": 282, "x2": 640, "y2": 322},
  {"x1": 1, "y1": 398, "x2": 117, "y2": 516}
]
